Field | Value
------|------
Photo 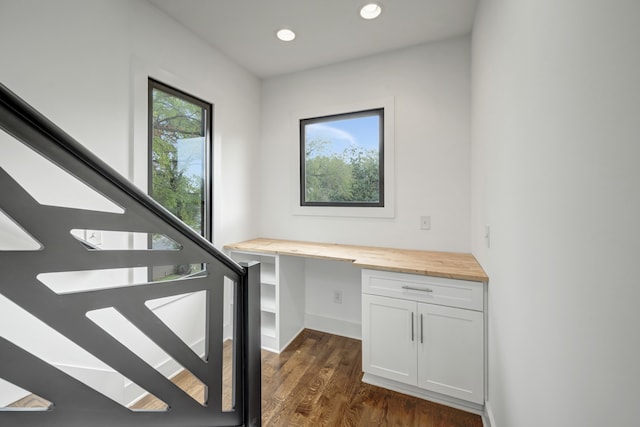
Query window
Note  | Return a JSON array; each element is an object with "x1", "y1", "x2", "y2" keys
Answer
[
  {"x1": 148, "y1": 79, "x2": 212, "y2": 279},
  {"x1": 300, "y1": 108, "x2": 384, "y2": 207}
]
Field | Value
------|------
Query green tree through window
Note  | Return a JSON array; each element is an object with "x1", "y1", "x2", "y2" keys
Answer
[
  {"x1": 149, "y1": 79, "x2": 212, "y2": 279},
  {"x1": 300, "y1": 109, "x2": 384, "y2": 207}
]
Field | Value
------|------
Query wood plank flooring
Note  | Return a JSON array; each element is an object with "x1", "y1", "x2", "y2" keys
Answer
[
  {"x1": 132, "y1": 338, "x2": 233, "y2": 411},
  {"x1": 9, "y1": 329, "x2": 483, "y2": 426},
  {"x1": 261, "y1": 329, "x2": 482, "y2": 427}
]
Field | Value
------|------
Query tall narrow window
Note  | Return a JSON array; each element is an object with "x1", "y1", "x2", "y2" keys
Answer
[{"x1": 148, "y1": 79, "x2": 212, "y2": 279}]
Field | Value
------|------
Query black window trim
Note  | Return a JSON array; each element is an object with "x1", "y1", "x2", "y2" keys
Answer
[
  {"x1": 147, "y1": 78, "x2": 214, "y2": 242},
  {"x1": 299, "y1": 107, "x2": 385, "y2": 208}
]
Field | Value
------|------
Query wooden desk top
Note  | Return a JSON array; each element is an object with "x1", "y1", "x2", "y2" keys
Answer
[{"x1": 224, "y1": 238, "x2": 488, "y2": 282}]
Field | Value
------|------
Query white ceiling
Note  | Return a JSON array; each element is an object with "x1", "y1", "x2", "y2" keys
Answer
[{"x1": 148, "y1": 0, "x2": 478, "y2": 78}]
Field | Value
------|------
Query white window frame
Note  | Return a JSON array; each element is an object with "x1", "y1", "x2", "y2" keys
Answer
[{"x1": 292, "y1": 96, "x2": 395, "y2": 218}]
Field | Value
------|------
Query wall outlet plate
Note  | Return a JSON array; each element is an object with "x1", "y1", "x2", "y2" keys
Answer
[
  {"x1": 420, "y1": 216, "x2": 431, "y2": 230},
  {"x1": 86, "y1": 230, "x2": 103, "y2": 246},
  {"x1": 333, "y1": 290, "x2": 342, "y2": 304}
]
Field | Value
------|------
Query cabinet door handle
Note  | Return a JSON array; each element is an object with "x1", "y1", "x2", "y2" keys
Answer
[
  {"x1": 402, "y1": 285, "x2": 433, "y2": 293},
  {"x1": 420, "y1": 313, "x2": 424, "y2": 344},
  {"x1": 411, "y1": 312, "x2": 415, "y2": 342}
]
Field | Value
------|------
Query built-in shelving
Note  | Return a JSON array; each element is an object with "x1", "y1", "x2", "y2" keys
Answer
[
  {"x1": 261, "y1": 313, "x2": 276, "y2": 336},
  {"x1": 227, "y1": 250, "x2": 305, "y2": 353},
  {"x1": 225, "y1": 238, "x2": 489, "y2": 413},
  {"x1": 260, "y1": 267, "x2": 276, "y2": 286},
  {"x1": 261, "y1": 284, "x2": 276, "y2": 313}
]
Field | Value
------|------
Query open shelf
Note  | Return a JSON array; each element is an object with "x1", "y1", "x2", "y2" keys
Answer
[
  {"x1": 261, "y1": 266, "x2": 276, "y2": 285},
  {"x1": 261, "y1": 284, "x2": 276, "y2": 313},
  {"x1": 227, "y1": 249, "x2": 305, "y2": 354},
  {"x1": 261, "y1": 311, "x2": 276, "y2": 338}
]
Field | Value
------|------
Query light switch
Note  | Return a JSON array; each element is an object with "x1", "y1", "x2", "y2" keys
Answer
[{"x1": 485, "y1": 225, "x2": 491, "y2": 248}]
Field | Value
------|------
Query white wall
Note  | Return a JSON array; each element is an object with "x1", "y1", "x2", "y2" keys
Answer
[
  {"x1": 0, "y1": 0, "x2": 260, "y2": 406},
  {"x1": 258, "y1": 37, "x2": 472, "y2": 252},
  {"x1": 471, "y1": 1, "x2": 640, "y2": 426},
  {"x1": 304, "y1": 259, "x2": 362, "y2": 339},
  {"x1": 0, "y1": 0, "x2": 260, "y2": 246}
]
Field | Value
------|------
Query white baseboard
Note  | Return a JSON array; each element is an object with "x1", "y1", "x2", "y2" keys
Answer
[
  {"x1": 483, "y1": 400, "x2": 496, "y2": 427},
  {"x1": 362, "y1": 373, "x2": 484, "y2": 416},
  {"x1": 224, "y1": 321, "x2": 233, "y2": 342},
  {"x1": 304, "y1": 313, "x2": 361, "y2": 340},
  {"x1": 278, "y1": 326, "x2": 305, "y2": 353},
  {"x1": 54, "y1": 363, "x2": 127, "y2": 405},
  {"x1": 125, "y1": 337, "x2": 206, "y2": 406}
]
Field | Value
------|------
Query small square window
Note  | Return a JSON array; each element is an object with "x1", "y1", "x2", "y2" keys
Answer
[{"x1": 300, "y1": 108, "x2": 384, "y2": 207}]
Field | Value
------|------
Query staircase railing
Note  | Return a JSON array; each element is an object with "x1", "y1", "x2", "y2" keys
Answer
[{"x1": 0, "y1": 83, "x2": 261, "y2": 426}]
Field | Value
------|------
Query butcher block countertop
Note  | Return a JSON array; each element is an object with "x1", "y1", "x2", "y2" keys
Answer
[{"x1": 224, "y1": 238, "x2": 488, "y2": 282}]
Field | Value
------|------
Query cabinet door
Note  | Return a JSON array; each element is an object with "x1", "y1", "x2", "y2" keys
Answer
[
  {"x1": 417, "y1": 303, "x2": 484, "y2": 404},
  {"x1": 362, "y1": 294, "x2": 417, "y2": 385}
]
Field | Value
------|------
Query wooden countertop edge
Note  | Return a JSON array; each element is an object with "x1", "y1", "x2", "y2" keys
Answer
[
  {"x1": 225, "y1": 245, "x2": 357, "y2": 263},
  {"x1": 224, "y1": 238, "x2": 489, "y2": 283}
]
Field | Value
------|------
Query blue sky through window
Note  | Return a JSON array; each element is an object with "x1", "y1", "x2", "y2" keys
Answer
[{"x1": 305, "y1": 114, "x2": 380, "y2": 158}]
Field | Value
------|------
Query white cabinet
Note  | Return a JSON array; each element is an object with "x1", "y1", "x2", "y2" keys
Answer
[
  {"x1": 362, "y1": 269, "x2": 485, "y2": 407},
  {"x1": 362, "y1": 294, "x2": 417, "y2": 384},
  {"x1": 228, "y1": 250, "x2": 305, "y2": 353},
  {"x1": 417, "y1": 302, "x2": 483, "y2": 403}
]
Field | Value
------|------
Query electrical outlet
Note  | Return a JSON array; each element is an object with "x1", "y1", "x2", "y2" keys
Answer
[
  {"x1": 420, "y1": 216, "x2": 431, "y2": 230},
  {"x1": 333, "y1": 290, "x2": 342, "y2": 304}
]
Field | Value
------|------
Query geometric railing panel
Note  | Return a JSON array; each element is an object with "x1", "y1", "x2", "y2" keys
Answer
[
  {"x1": 0, "y1": 209, "x2": 42, "y2": 250},
  {"x1": 0, "y1": 82, "x2": 261, "y2": 426},
  {"x1": 86, "y1": 306, "x2": 206, "y2": 407},
  {"x1": 0, "y1": 294, "x2": 162, "y2": 410},
  {"x1": 69, "y1": 229, "x2": 183, "y2": 251},
  {"x1": 144, "y1": 290, "x2": 208, "y2": 358},
  {"x1": 0, "y1": 128, "x2": 124, "y2": 214},
  {"x1": 37, "y1": 267, "x2": 199, "y2": 294},
  {"x1": 2, "y1": 377, "x2": 53, "y2": 410}
]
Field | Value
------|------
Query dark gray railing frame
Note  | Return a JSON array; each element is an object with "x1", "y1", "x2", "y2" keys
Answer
[{"x1": 0, "y1": 83, "x2": 261, "y2": 426}]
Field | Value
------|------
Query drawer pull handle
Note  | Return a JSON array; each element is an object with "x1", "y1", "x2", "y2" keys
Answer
[
  {"x1": 420, "y1": 313, "x2": 424, "y2": 344},
  {"x1": 402, "y1": 285, "x2": 433, "y2": 293},
  {"x1": 411, "y1": 312, "x2": 415, "y2": 342}
]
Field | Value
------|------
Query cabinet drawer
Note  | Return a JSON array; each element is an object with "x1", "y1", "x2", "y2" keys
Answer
[{"x1": 362, "y1": 269, "x2": 483, "y2": 311}]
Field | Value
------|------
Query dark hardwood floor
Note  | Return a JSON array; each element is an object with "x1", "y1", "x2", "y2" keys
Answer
[
  {"x1": 261, "y1": 329, "x2": 482, "y2": 427},
  {"x1": 10, "y1": 329, "x2": 483, "y2": 426}
]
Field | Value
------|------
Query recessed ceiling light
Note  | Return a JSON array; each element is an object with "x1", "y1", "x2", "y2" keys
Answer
[
  {"x1": 360, "y1": 3, "x2": 382, "y2": 20},
  {"x1": 276, "y1": 28, "x2": 296, "y2": 42}
]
